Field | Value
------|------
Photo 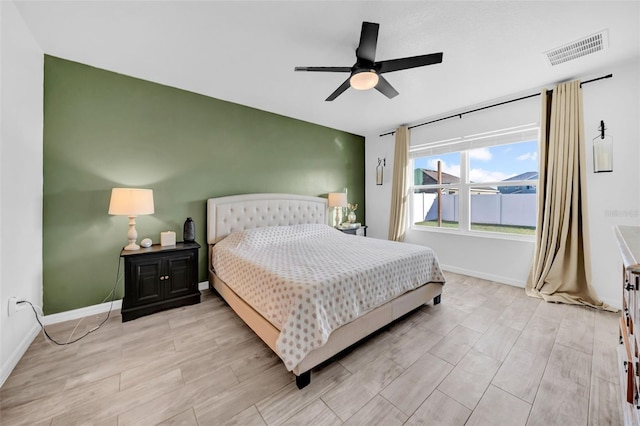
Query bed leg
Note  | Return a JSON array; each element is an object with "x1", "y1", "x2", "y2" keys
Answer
[
  {"x1": 434, "y1": 295, "x2": 442, "y2": 305},
  {"x1": 296, "y1": 371, "x2": 311, "y2": 389}
]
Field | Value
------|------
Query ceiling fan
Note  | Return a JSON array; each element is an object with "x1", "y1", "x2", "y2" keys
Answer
[{"x1": 295, "y1": 21, "x2": 443, "y2": 101}]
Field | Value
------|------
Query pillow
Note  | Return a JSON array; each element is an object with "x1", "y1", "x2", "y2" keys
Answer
[
  {"x1": 241, "y1": 223, "x2": 335, "y2": 247},
  {"x1": 218, "y1": 223, "x2": 336, "y2": 249}
]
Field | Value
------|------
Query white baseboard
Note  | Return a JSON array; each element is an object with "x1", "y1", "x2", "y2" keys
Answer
[
  {"x1": 42, "y1": 299, "x2": 123, "y2": 325},
  {"x1": 43, "y1": 281, "x2": 210, "y2": 325},
  {"x1": 0, "y1": 322, "x2": 40, "y2": 387},
  {"x1": 441, "y1": 264, "x2": 526, "y2": 288}
]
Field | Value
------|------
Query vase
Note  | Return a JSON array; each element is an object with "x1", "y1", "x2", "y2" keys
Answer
[
  {"x1": 183, "y1": 217, "x2": 195, "y2": 242},
  {"x1": 347, "y1": 211, "x2": 356, "y2": 223}
]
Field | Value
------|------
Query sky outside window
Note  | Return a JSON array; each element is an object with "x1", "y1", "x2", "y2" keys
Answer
[
  {"x1": 414, "y1": 140, "x2": 538, "y2": 183},
  {"x1": 414, "y1": 152, "x2": 460, "y2": 180}
]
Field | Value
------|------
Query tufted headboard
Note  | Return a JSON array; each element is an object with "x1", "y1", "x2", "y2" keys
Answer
[{"x1": 207, "y1": 193, "x2": 328, "y2": 244}]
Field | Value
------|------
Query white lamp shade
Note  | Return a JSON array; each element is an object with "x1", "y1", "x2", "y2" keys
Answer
[
  {"x1": 350, "y1": 71, "x2": 379, "y2": 90},
  {"x1": 108, "y1": 188, "x2": 155, "y2": 216},
  {"x1": 328, "y1": 192, "x2": 348, "y2": 207}
]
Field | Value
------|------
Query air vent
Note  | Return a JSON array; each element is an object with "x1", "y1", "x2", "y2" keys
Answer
[{"x1": 545, "y1": 30, "x2": 608, "y2": 66}]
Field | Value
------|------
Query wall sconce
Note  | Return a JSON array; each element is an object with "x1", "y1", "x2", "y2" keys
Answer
[
  {"x1": 593, "y1": 120, "x2": 613, "y2": 173},
  {"x1": 376, "y1": 157, "x2": 386, "y2": 185}
]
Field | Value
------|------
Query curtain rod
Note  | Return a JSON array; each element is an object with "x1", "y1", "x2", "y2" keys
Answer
[{"x1": 379, "y1": 73, "x2": 613, "y2": 137}]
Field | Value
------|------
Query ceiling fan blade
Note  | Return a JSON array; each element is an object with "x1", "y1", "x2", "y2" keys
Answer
[
  {"x1": 295, "y1": 66, "x2": 352, "y2": 72},
  {"x1": 375, "y1": 75, "x2": 399, "y2": 99},
  {"x1": 325, "y1": 78, "x2": 352, "y2": 101},
  {"x1": 377, "y1": 52, "x2": 443, "y2": 73},
  {"x1": 356, "y1": 22, "x2": 379, "y2": 63}
]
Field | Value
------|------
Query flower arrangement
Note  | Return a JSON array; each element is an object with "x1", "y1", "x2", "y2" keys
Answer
[{"x1": 346, "y1": 203, "x2": 358, "y2": 223}]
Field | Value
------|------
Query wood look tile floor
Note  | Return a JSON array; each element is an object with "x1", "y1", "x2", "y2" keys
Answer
[{"x1": 0, "y1": 273, "x2": 624, "y2": 425}]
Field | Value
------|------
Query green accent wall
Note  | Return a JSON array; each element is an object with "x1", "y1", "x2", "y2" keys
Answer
[{"x1": 43, "y1": 56, "x2": 365, "y2": 315}]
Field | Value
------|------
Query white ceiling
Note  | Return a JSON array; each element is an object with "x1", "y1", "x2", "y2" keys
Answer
[{"x1": 14, "y1": 1, "x2": 640, "y2": 137}]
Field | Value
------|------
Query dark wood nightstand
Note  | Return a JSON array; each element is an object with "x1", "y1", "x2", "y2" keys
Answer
[
  {"x1": 120, "y1": 242, "x2": 201, "y2": 322},
  {"x1": 337, "y1": 225, "x2": 367, "y2": 236}
]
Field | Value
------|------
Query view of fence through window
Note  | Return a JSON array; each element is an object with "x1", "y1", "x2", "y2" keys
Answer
[{"x1": 412, "y1": 139, "x2": 539, "y2": 236}]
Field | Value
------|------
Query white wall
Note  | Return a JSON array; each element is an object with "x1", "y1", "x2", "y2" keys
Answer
[
  {"x1": 0, "y1": 1, "x2": 44, "y2": 386},
  {"x1": 582, "y1": 59, "x2": 640, "y2": 308},
  {"x1": 366, "y1": 59, "x2": 640, "y2": 309}
]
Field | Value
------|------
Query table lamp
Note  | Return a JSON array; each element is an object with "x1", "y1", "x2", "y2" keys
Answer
[
  {"x1": 328, "y1": 192, "x2": 347, "y2": 227},
  {"x1": 108, "y1": 188, "x2": 155, "y2": 250}
]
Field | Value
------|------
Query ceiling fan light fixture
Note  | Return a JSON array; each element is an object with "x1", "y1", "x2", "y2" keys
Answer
[
  {"x1": 294, "y1": 21, "x2": 443, "y2": 101},
  {"x1": 350, "y1": 70, "x2": 379, "y2": 90}
]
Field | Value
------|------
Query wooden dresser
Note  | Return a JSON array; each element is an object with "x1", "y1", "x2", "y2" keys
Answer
[{"x1": 614, "y1": 225, "x2": 640, "y2": 425}]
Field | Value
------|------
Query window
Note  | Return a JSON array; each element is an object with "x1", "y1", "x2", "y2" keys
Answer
[
  {"x1": 410, "y1": 125, "x2": 539, "y2": 237},
  {"x1": 413, "y1": 152, "x2": 461, "y2": 229}
]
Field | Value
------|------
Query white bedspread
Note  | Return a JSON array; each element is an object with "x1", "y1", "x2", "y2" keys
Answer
[{"x1": 212, "y1": 224, "x2": 445, "y2": 370}]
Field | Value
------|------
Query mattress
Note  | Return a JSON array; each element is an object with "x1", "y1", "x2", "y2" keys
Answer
[{"x1": 211, "y1": 224, "x2": 445, "y2": 370}]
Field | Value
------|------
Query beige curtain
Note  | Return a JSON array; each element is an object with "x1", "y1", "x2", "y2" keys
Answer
[
  {"x1": 526, "y1": 80, "x2": 613, "y2": 311},
  {"x1": 388, "y1": 125, "x2": 410, "y2": 241}
]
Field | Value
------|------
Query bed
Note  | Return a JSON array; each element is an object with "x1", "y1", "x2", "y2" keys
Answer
[{"x1": 207, "y1": 193, "x2": 445, "y2": 388}]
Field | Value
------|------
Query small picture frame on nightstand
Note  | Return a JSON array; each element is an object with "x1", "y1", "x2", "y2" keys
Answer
[{"x1": 160, "y1": 231, "x2": 176, "y2": 246}]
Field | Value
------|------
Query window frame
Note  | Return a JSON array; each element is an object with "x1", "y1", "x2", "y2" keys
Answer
[{"x1": 409, "y1": 126, "x2": 539, "y2": 241}]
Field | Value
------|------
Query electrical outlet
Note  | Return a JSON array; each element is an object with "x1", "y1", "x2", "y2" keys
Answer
[
  {"x1": 8, "y1": 297, "x2": 17, "y2": 317},
  {"x1": 7, "y1": 297, "x2": 27, "y2": 317}
]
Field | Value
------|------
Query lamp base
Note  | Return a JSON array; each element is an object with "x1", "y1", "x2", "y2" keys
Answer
[
  {"x1": 124, "y1": 216, "x2": 140, "y2": 250},
  {"x1": 333, "y1": 207, "x2": 343, "y2": 228}
]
